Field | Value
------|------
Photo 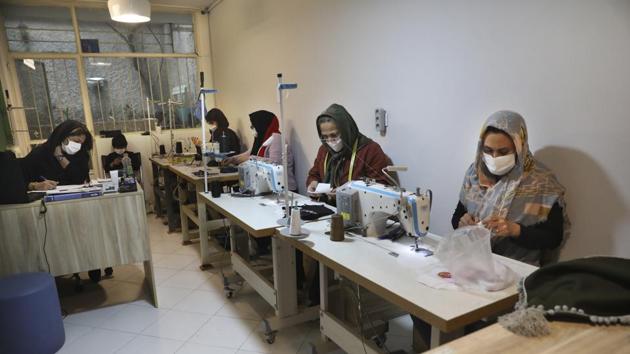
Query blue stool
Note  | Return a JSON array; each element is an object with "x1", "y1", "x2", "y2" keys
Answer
[{"x1": 0, "y1": 272, "x2": 65, "y2": 354}]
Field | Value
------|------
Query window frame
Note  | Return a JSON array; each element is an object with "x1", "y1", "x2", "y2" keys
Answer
[{"x1": 1, "y1": 3, "x2": 200, "y2": 152}]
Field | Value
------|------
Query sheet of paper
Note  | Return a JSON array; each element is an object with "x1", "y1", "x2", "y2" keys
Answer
[{"x1": 314, "y1": 183, "x2": 332, "y2": 194}]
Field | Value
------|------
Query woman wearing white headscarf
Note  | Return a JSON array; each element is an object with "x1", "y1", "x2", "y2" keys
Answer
[
  {"x1": 412, "y1": 111, "x2": 570, "y2": 352},
  {"x1": 454, "y1": 110, "x2": 570, "y2": 266}
]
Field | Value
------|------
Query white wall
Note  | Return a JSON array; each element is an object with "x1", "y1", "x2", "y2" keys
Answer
[{"x1": 208, "y1": 0, "x2": 630, "y2": 260}]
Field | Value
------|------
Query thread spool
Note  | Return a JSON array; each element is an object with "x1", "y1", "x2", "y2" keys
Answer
[
  {"x1": 289, "y1": 207, "x2": 302, "y2": 236},
  {"x1": 210, "y1": 181, "x2": 221, "y2": 198},
  {"x1": 330, "y1": 214, "x2": 344, "y2": 242},
  {"x1": 175, "y1": 141, "x2": 183, "y2": 154},
  {"x1": 159, "y1": 145, "x2": 166, "y2": 155}
]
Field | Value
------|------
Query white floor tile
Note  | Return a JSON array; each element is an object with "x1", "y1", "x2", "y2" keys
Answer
[
  {"x1": 156, "y1": 286, "x2": 193, "y2": 309},
  {"x1": 216, "y1": 292, "x2": 273, "y2": 321},
  {"x1": 58, "y1": 328, "x2": 135, "y2": 354},
  {"x1": 154, "y1": 254, "x2": 197, "y2": 270},
  {"x1": 151, "y1": 240, "x2": 181, "y2": 254},
  {"x1": 64, "y1": 304, "x2": 127, "y2": 327},
  {"x1": 176, "y1": 342, "x2": 237, "y2": 354},
  {"x1": 99, "y1": 304, "x2": 168, "y2": 333},
  {"x1": 240, "y1": 322, "x2": 311, "y2": 354},
  {"x1": 173, "y1": 244, "x2": 202, "y2": 256},
  {"x1": 116, "y1": 335, "x2": 184, "y2": 354},
  {"x1": 62, "y1": 322, "x2": 93, "y2": 345},
  {"x1": 173, "y1": 289, "x2": 226, "y2": 315},
  {"x1": 128, "y1": 299, "x2": 154, "y2": 308},
  {"x1": 195, "y1": 275, "x2": 225, "y2": 293},
  {"x1": 141, "y1": 309, "x2": 210, "y2": 341},
  {"x1": 161, "y1": 270, "x2": 212, "y2": 289},
  {"x1": 383, "y1": 334, "x2": 412, "y2": 353},
  {"x1": 153, "y1": 267, "x2": 179, "y2": 285},
  {"x1": 188, "y1": 316, "x2": 257, "y2": 349}
]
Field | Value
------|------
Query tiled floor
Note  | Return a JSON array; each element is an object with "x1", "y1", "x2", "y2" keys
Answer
[{"x1": 56, "y1": 215, "x2": 414, "y2": 353}]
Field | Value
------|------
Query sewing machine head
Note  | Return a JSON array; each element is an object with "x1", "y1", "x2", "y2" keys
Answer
[
  {"x1": 336, "y1": 180, "x2": 431, "y2": 238},
  {"x1": 238, "y1": 158, "x2": 285, "y2": 195}
]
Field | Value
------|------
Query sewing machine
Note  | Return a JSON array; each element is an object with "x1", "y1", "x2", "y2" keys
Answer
[
  {"x1": 238, "y1": 158, "x2": 286, "y2": 195},
  {"x1": 336, "y1": 176, "x2": 432, "y2": 252}
]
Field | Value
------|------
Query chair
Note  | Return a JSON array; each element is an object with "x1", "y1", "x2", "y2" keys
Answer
[{"x1": 0, "y1": 272, "x2": 65, "y2": 354}]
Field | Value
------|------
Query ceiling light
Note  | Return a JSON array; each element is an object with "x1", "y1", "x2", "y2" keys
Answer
[{"x1": 107, "y1": 0, "x2": 150, "y2": 23}]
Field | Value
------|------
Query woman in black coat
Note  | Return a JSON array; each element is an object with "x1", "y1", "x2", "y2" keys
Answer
[{"x1": 21, "y1": 120, "x2": 93, "y2": 190}]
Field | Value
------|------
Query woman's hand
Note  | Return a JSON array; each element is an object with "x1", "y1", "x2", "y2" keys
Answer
[
  {"x1": 110, "y1": 157, "x2": 122, "y2": 168},
  {"x1": 307, "y1": 180, "x2": 319, "y2": 195},
  {"x1": 191, "y1": 137, "x2": 201, "y2": 146},
  {"x1": 222, "y1": 153, "x2": 249, "y2": 166},
  {"x1": 458, "y1": 213, "x2": 479, "y2": 228},
  {"x1": 29, "y1": 179, "x2": 58, "y2": 191},
  {"x1": 482, "y1": 216, "x2": 521, "y2": 237}
]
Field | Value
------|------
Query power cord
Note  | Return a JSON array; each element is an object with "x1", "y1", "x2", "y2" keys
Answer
[
  {"x1": 39, "y1": 199, "x2": 71, "y2": 318},
  {"x1": 38, "y1": 199, "x2": 51, "y2": 273},
  {"x1": 340, "y1": 278, "x2": 392, "y2": 354}
]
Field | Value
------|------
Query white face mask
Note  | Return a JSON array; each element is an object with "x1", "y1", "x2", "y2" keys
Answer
[
  {"x1": 483, "y1": 153, "x2": 516, "y2": 175},
  {"x1": 327, "y1": 138, "x2": 343, "y2": 152},
  {"x1": 252, "y1": 128, "x2": 258, "y2": 138},
  {"x1": 62, "y1": 140, "x2": 82, "y2": 155},
  {"x1": 114, "y1": 148, "x2": 125, "y2": 155},
  {"x1": 209, "y1": 124, "x2": 217, "y2": 131}
]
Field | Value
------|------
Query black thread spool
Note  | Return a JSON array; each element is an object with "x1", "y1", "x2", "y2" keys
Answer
[
  {"x1": 330, "y1": 214, "x2": 345, "y2": 242},
  {"x1": 159, "y1": 145, "x2": 166, "y2": 155},
  {"x1": 210, "y1": 181, "x2": 221, "y2": 198},
  {"x1": 175, "y1": 141, "x2": 183, "y2": 154}
]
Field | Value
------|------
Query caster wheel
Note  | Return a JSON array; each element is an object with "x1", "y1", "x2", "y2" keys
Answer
[
  {"x1": 104, "y1": 267, "x2": 113, "y2": 277},
  {"x1": 265, "y1": 333, "x2": 275, "y2": 344},
  {"x1": 225, "y1": 290, "x2": 233, "y2": 299},
  {"x1": 372, "y1": 334, "x2": 386, "y2": 348}
]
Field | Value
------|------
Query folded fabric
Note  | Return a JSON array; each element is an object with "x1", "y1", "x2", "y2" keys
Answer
[
  {"x1": 499, "y1": 256, "x2": 630, "y2": 337},
  {"x1": 300, "y1": 204, "x2": 335, "y2": 221}
]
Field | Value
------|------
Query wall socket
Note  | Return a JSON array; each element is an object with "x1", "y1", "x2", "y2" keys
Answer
[{"x1": 375, "y1": 108, "x2": 387, "y2": 136}]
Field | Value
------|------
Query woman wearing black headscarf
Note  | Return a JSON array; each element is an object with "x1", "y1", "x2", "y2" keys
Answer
[
  {"x1": 224, "y1": 110, "x2": 297, "y2": 191},
  {"x1": 193, "y1": 108, "x2": 241, "y2": 156},
  {"x1": 21, "y1": 120, "x2": 93, "y2": 190}
]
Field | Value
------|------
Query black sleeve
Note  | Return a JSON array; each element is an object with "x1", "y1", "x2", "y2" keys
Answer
[
  {"x1": 452, "y1": 201, "x2": 467, "y2": 229},
  {"x1": 130, "y1": 152, "x2": 141, "y2": 171},
  {"x1": 229, "y1": 129, "x2": 241, "y2": 155},
  {"x1": 512, "y1": 202, "x2": 564, "y2": 250},
  {"x1": 63, "y1": 153, "x2": 90, "y2": 184},
  {"x1": 103, "y1": 153, "x2": 116, "y2": 173},
  {"x1": 20, "y1": 146, "x2": 58, "y2": 183}
]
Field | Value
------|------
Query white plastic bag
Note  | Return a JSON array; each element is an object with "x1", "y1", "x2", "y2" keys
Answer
[{"x1": 435, "y1": 226, "x2": 518, "y2": 291}]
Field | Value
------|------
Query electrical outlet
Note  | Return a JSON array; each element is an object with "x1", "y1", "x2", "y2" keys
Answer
[{"x1": 375, "y1": 108, "x2": 387, "y2": 136}]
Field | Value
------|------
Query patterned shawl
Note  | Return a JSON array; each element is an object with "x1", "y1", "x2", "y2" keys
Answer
[{"x1": 459, "y1": 111, "x2": 570, "y2": 265}]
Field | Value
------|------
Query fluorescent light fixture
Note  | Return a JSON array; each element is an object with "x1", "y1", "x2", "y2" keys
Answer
[
  {"x1": 87, "y1": 77, "x2": 105, "y2": 82},
  {"x1": 89, "y1": 62, "x2": 112, "y2": 67},
  {"x1": 23, "y1": 59, "x2": 36, "y2": 70},
  {"x1": 107, "y1": 0, "x2": 150, "y2": 23}
]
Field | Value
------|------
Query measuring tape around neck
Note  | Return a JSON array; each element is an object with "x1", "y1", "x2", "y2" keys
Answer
[{"x1": 324, "y1": 139, "x2": 358, "y2": 184}]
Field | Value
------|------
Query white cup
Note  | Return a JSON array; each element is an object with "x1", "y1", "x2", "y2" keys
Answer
[{"x1": 110, "y1": 170, "x2": 119, "y2": 192}]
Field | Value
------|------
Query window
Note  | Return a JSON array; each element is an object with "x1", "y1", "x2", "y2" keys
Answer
[
  {"x1": 84, "y1": 57, "x2": 198, "y2": 133},
  {"x1": 1, "y1": 5, "x2": 76, "y2": 53},
  {"x1": 2, "y1": 4, "x2": 199, "y2": 142},
  {"x1": 14, "y1": 59, "x2": 83, "y2": 140},
  {"x1": 76, "y1": 8, "x2": 194, "y2": 54}
]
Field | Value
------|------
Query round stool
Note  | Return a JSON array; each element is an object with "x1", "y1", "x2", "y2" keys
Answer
[{"x1": 0, "y1": 272, "x2": 65, "y2": 354}]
